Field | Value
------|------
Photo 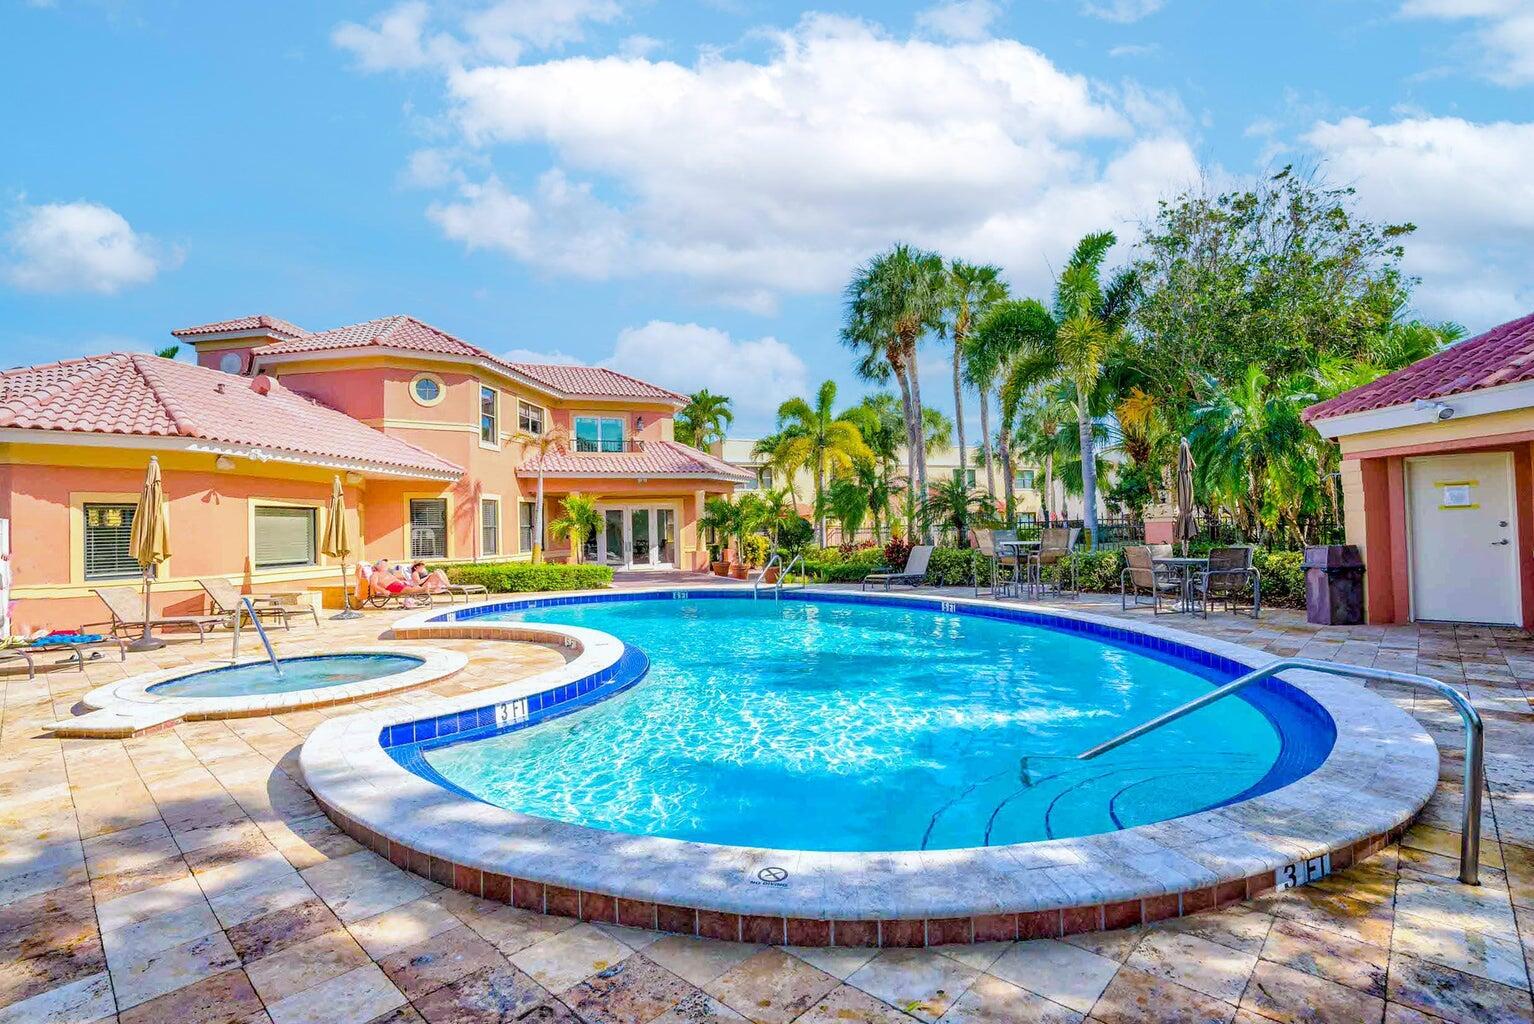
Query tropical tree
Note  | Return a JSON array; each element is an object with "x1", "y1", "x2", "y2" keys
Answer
[
  {"x1": 155, "y1": 344, "x2": 180, "y2": 360},
  {"x1": 675, "y1": 389, "x2": 734, "y2": 450},
  {"x1": 825, "y1": 478, "x2": 869, "y2": 543},
  {"x1": 922, "y1": 406, "x2": 954, "y2": 458},
  {"x1": 548, "y1": 493, "x2": 602, "y2": 564},
  {"x1": 853, "y1": 459, "x2": 894, "y2": 542},
  {"x1": 698, "y1": 495, "x2": 754, "y2": 564},
  {"x1": 842, "y1": 243, "x2": 946, "y2": 536},
  {"x1": 770, "y1": 380, "x2": 872, "y2": 545},
  {"x1": 749, "y1": 430, "x2": 798, "y2": 502},
  {"x1": 756, "y1": 487, "x2": 796, "y2": 553},
  {"x1": 941, "y1": 261, "x2": 1007, "y2": 489},
  {"x1": 512, "y1": 427, "x2": 570, "y2": 563},
  {"x1": 1189, "y1": 365, "x2": 1312, "y2": 539},
  {"x1": 919, "y1": 474, "x2": 991, "y2": 548},
  {"x1": 1009, "y1": 388, "x2": 1069, "y2": 522}
]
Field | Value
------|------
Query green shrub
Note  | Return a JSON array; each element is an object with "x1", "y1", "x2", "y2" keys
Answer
[
  {"x1": 1043, "y1": 549, "x2": 1127, "y2": 592},
  {"x1": 924, "y1": 547, "x2": 982, "y2": 586},
  {"x1": 743, "y1": 535, "x2": 770, "y2": 567},
  {"x1": 800, "y1": 546, "x2": 885, "y2": 582},
  {"x1": 1253, "y1": 549, "x2": 1305, "y2": 607},
  {"x1": 443, "y1": 561, "x2": 613, "y2": 593}
]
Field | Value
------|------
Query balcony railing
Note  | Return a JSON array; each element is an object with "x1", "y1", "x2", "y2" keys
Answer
[{"x1": 573, "y1": 437, "x2": 646, "y2": 454}]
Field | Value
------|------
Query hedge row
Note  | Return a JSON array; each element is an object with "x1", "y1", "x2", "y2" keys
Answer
[
  {"x1": 442, "y1": 561, "x2": 614, "y2": 593},
  {"x1": 798, "y1": 544, "x2": 1307, "y2": 607}
]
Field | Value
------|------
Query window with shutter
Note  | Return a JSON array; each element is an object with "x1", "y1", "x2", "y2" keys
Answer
[
  {"x1": 410, "y1": 499, "x2": 448, "y2": 558},
  {"x1": 83, "y1": 503, "x2": 140, "y2": 580},
  {"x1": 481, "y1": 499, "x2": 499, "y2": 557},
  {"x1": 253, "y1": 506, "x2": 317, "y2": 568}
]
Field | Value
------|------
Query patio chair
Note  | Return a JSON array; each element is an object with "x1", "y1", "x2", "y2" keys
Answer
[
  {"x1": 91, "y1": 587, "x2": 224, "y2": 642},
  {"x1": 1120, "y1": 545, "x2": 1181, "y2": 613},
  {"x1": 862, "y1": 545, "x2": 934, "y2": 591},
  {"x1": 0, "y1": 649, "x2": 34, "y2": 678},
  {"x1": 1193, "y1": 546, "x2": 1261, "y2": 619},
  {"x1": 1027, "y1": 528, "x2": 1080, "y2": 598},
  {"x1": 199, "y1": 578, "x2": 320, "y2": 630},
  {"x1": 11, "y1": 633, "x2": 127, "y2": 674},
  {"x1": 972, "y1": 531, "x2": 1010, "y2": 598},
  {"x1": 438, "y1": 580, "x2": 489, "y2": 604},
  {"x1": 355, "y1": 564, "x2": 434, "y2": 610}
]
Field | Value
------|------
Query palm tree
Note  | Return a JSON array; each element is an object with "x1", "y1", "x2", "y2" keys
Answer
[
  {"x1": 1191, "y1": 365, "x2": 1311, "y2": 539},
  {"x1": 512, "y1": 427, "x2": 570, "y2": 563},
  {"x1": 772, "y1": 380, "x2": 873, "y2": 545},
  {"x1": 919, "y1": 473, "x2": 990, "y2": 548},
  {"x1": 825, "y1": 478, "x2": 869, "y2": 543},
  {"x1": 676, "y1": 389, "x2": 734, "y2": 450},
  {"x1": 756, "y1": 487, "x2": 795, "y2": 553},
  {"x1": 548, "y1": 493, "x2": 602, "y2": 564},
  {"x1": 963, "y1": 329, "x2": 1002, "y2": 498},
  {"x1": 842, "y1": 243, "x2": 946, "y2": 538},
  {"x1": 942, "y1": 261, "x2": 1007, "y2": 491},
  {"x1": 750, "y1": 430, "x2": 798, "y2": 503},
  {"x1": 853, "y1": 459, "x2": 893, "y2": 543},
  {"x1": 988, "y1": 231, "x2": 1136, "y2": 544}
]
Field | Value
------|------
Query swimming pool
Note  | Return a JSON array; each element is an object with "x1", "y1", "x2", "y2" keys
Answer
[
  {"x1": 408, "y1": 594, "x2": 1333, "y2": 851},
  {"x1": 148, "y1": 653, "x2": 426, "y2": 699}
]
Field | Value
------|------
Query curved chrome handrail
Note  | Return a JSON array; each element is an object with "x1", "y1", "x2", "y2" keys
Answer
[
  {"x1": 1077, "y1": 657, "x2": 1484, "y2": 885},
  {"x1": 775, "y1": 553, "x2": 806, "y2": 599},
  {"x1": 751, "y1": 554, "x2": 782, "y2": 599}
]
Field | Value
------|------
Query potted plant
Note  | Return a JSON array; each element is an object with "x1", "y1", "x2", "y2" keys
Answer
[{"x1": 699, "y1": 498, "x2": 739, "y2": 576}]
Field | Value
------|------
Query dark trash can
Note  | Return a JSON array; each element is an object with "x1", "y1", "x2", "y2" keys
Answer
[{"x1": 1304, "y1": 545, "x2": 1365, "y2": 625}]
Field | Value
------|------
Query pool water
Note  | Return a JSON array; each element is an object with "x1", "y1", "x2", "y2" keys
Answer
[
  {"x1": 149, "y1": 654, "x2": 424, "y2": 699},
  {"x1": 423, "y1": 598, "x2": 1331, "y2": 851}
]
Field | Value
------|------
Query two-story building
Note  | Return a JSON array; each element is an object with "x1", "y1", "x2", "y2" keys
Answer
[{"x1": 0, "y1": 313, "x2": 749, "y2": 628}]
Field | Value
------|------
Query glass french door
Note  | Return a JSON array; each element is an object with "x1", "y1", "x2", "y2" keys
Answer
[{"x1": 592, "y1": 506, "x2": 676, "y2": 568}]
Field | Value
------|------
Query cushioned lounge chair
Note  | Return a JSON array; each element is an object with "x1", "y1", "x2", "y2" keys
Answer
[
  {"x1": 862, "y1": 545, "x2": 934, "y2": 591},
  {"x1": 92, "y1": 587, "x2": 224, "y2": 642},
  {"x1": 199, "y1": 577, "x2": 320, "y2": 630}
]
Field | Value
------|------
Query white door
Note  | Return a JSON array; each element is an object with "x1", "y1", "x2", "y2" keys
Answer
[{"x1": 1406, "y1": 453, "x2": 1521, "y2": 625}]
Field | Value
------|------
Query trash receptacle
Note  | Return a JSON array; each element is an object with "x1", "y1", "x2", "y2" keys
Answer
[{"x1": 1304, "y1": 545, "x2": 1365, "y2": 625}]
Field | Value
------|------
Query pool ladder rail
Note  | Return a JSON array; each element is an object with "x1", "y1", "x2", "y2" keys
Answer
[
  {"x1": 1077, "y1": 657, "x2": 1483, "y2": 885},
  {"x1": 753, "y1": 553, "x2": 806, "y2": 599},
  {"x1": 229, "y1": 597, "x2": 284, "y2": 676}
]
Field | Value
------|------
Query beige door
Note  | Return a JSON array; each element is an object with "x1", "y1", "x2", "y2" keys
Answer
[{"x1": 1406, "y1": 452, "x2": 1521, "y2": 625}]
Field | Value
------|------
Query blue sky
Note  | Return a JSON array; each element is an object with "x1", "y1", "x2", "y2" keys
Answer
[{"x1": 3, "y1": 0, "x2": 1531, "y2": 434}]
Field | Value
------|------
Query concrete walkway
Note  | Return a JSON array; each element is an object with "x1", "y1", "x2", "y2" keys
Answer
[{"x1": 1, "y1": 587, "x2": 1530, "y2": 1023}]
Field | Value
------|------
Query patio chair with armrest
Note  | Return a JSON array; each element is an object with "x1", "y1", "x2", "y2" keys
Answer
[
  {"x1": 92, "y1": 587, "x2": 224, "y2": 642},
  {"x1": 1193, "y1": 546, "x2": 1261, "y2": 618},
  {"x1": 1027, "y1": 527, "x2": 1080, "y2": 598},
  {"x1": 1120, "y1": 545, "x2": 1181, "y2": 613},
  {"x1": 972, "y1": 531, "x2": 1011, "y2": 598},
  {"x1": 863, "y1": 545, "x2": 934, "y2": 591},
  {"x1": 199, "y1": 577, "x2": 320, "y2": 630}
]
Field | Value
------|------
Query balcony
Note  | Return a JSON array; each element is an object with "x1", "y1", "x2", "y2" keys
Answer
[{"x1": 574, "y1": 437, "x2": 646, "y2": 454}]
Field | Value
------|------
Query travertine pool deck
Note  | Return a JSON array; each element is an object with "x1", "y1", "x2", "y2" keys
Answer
[{"x1": 3, "y1": 583, "x2": 1532, "y2": 1023}]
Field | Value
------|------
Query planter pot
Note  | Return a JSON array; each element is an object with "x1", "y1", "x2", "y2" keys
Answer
[
  {"x1": 712, "y1": 561, "x2": 731, "y2": 576},
  {"x1": 729, "y1": 564, "x2": 749, "y2": 580},
  {"x1": 762, "y1": 567, "x2": 781, "y2": 584}
]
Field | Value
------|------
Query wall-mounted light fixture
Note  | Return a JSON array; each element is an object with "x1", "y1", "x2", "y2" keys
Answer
[
  {"x1": 214, "y1": 455, "x2": 235, "y2": 471},
  {"x1": 1412, "y1": 399, "x2": 1455, "y2": 422}
]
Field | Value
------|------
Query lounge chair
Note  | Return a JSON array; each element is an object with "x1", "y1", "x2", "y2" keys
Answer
[
  {"x1": 1193, "y1": 546, "x2": 1261, "y2": 618},
  {"x1": 1120, "y1": 545, "x2": 1181, "y2": 613},
  {"x1": 1026, "y1": 527, "x2": 1080, "y2": 598},
  {"x1": 92, "y1": 587, "x2": 224, "y2": 642},
  {"x1": 355, "y1": 564, "x2": 434, "y2": 610},
  {"x1": 862, "y1": 545, "x2": 934, "y2": 591},
  {"x1": 199, "y1": 578, "x2": 320, "y2": 630},
  {"x1": 437, "y1": 580, "x2": 489, "y2": 604}
]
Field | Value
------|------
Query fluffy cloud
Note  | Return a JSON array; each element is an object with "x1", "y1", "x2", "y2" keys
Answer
[
  {"x1": 608, "y1": 321, "x2": 807, "y2": 423},
  {"x1": 1080, "y1": 0, "x2": 1165, "y2": 24},
  {"x1": 3, "y1": 200, "x2": 174, "y2": 295},
  {"x1": 1304, "y1": 115, "x2": 1534, "y2": 323},
  {"x1": 915, "y1": 0, "x2": 1003, "y2": 41},
  {"x1": 1400, "y1": 0, "x2": 1534, "y2": 85},
  {"x1": 403, "y1": 14, "x2": 1197, "y2": 309},
  {"x1": 334, "y1": 0, "x2": 619, "y2": 71}
]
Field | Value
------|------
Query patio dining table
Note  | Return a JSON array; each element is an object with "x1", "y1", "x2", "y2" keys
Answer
[
  {"x1": 997, "y1": 539, "x2": 1041, "y2": 598},
  {"x1": 1153, "y1": 555, "x2": 1210, "y2": 614}
]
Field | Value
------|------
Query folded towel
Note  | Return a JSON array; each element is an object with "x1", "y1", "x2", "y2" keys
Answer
[{"x1": 29, "y1": 634, "x2": 107, "y2": 647}]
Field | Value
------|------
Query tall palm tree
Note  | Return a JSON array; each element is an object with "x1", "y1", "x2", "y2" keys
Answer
[
  {"x1": 987, "y1": 232, "x2": 1136, "y2": 544},
  {"x1": 963, "y1": 329, "x2": 1002, "y2": 498},
  {"x1": 825, "y1": 478, "x2": 869, "y2": 543},
  {"x1": 756, "y1": 487, "x2": 795, "y2": 553},
  {"x1": 676, "y1": 389, "x2": 734, "y2": 450},
  {"x1": 922, "y1": 407, "x2": 954, "y2": 459},
  {"x1": 548, "y1": 493, "x2": 602, "y2": 564},
  {"x1": 512, "y1": 427, "x2": 570, "y2": 563},
  {"x1": 842, "y1": 243, "x2": 946, "y2": 538},
  {"x1": 750, "y1": 430, "x2": 798, "y2": 502},
  {"x1": 772, "y1": 380, "x2": 873, "y2": 545},
  {"x1": 942, "y1": 261, "x2": 1007, "y2": 492}
]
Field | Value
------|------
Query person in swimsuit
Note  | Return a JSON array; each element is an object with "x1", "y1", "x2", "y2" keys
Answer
[
  {"x1": 408, "y1": 561, "x2": 452, "y2": 594},
  {"x1": 369, "y1": 560, "x2": 429, "y2": 598}
]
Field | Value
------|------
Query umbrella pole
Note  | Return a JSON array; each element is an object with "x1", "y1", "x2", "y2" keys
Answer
[
  {"x1": 127, "y1": 566, "x2": 165, "y2": 652},
  {"x1": 331, "y1": 560, "x2": 362, "y2": 620}
]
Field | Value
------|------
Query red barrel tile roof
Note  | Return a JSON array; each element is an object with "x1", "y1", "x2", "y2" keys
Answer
[
  {"x1": 508, "y1": 363, "x2": 686, "y2": 402},
  {"x1": 171, "y1": 315, "x2": 308, "y2": 339},
  {"x1": 0, "y1": 353, "x2": 461, "y2": 478},
  {"x1": 519, "y1": 439, "x2": 752, "y2": 482},
  {"x1": 1304, "y1": 312, "x2": 1534, "y2": 423}
]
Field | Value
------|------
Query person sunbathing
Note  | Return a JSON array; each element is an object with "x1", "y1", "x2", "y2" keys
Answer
[
  {"x1": 408, "y1": 561, "x2": 452, "y2": 594},
  {"x1": 369, "y1": 560, "x2": 430, "y2": 599}
]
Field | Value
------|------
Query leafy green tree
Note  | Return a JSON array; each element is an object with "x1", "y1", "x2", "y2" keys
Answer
[
  {"x1": 919, "y1": 474, "x2": 990, "y2": 548},
  {"x1": 548, "y1": 493, "x2": 602, "y2": 564},
  {"x1": 770, "y1": 380, "x2": 873, "y2": 545},
  {"x1": 825, "y1": 478, "x2": 869, "y2": 542},
  {"x1": 1189, "y1": 365, "x2": 1312, "y2": 539},
  {"x1": 155, "y1": 344, "x2": 181, "y2": 360},
  {"x1": 675, "y1": 389, "x2": 734, "y2": 450},
  {"x1": 941, "y1": 261, "x2": 1007, "y2": 490}
]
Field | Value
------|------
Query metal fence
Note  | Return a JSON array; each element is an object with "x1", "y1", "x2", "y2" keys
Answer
[{"x1": 1010, "y1": 516, "x2": 1143, "y2": 548}]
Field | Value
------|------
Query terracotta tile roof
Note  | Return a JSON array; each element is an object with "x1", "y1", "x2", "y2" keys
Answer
[
  {"x1": 171, "y1": 315, "x2": 308, "y2": 339},
  {"x1": 507, "y1": 363, "x2": 687, "y2": 403},
  {"x1": 1304, "y1": 312, "x2": 1534, "y2": 423},
  {"x1": 0, "y1": 353, "x2": 461, "y2": 479},
  {"x1": 252, "y1": 314, "x2": 685, "y2": 402},
  {"x1": 519, "y1": 439, "x2": 752, "y2": 482}
]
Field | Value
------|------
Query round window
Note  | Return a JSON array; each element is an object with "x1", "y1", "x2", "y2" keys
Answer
[
  {"x1": 219, "y1": 351, "x2": 243, "y2": 374},
  {"x1": 411, "y1": 376, "x2": 442, "y2": 405}
]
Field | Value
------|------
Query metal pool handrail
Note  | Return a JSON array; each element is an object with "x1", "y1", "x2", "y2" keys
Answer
[
  {"x1": 752, "y1": 554, "x2": 782, "y2": 599},
  {"x1": 775, "y1": 553, "x2": 806, "y2": 599},
  {"x1": 1076, "y1": 657, "x2": 1484, "y2": 885},
  {"x1": 230, "y1": 597, "x2": 283, "y2": 676}
]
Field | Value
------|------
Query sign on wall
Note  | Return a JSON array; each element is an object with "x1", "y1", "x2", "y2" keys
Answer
[{"x1": 1436, "y1": 480, "x2": 1478, "y2": 510}]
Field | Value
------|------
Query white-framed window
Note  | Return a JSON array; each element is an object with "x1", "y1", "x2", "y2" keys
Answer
[
  {"x1": 480, "y1": 385, "x2": 498, "y2": 444},
  {"x1": 481, "y1": 498, "x2": 500, "y2": 557},
  {"x1": 573, "y1": 415, "x2": 624, "y2": 452},
  {"x1": 253, "y1": 506, "x2": 317, "y2": 569},
  {"x1": 409, "y1": 498, "x2": 449, "y2": 559},
  {"x1": 1016, "y1": 469, "x2": 1036, "y2": 490},
  {"x1": 960, "y1": 469, "x2": 977, "y2": 488},
  {"x1": 410, "y1": 374, "x2": 444, "y2": 406},
  {"x1": 518, "y1": 401, "x2": 544, "y2": 435},
  {"x1": 758, "y1": 467, "x2": 774, "y2": 490},
  {"x1": 83, "y1": 503, "x2": 139, "y2": 580},
  {"x1": 520, "y1": 500, "x2": 542, "y2": 552}
]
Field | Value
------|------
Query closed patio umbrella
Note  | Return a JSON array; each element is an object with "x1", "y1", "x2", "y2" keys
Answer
[
  {"x1": 321, "y1": 475, "x2": 360, "y2": 620},
  {"x1": 1175, "y1": 438, "x2": 1197, "y2": 556},
  {"x1": 128, "y1": 456, "x2": 171, "y2": 652}
]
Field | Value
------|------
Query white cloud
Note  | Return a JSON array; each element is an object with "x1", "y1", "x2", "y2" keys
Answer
[
  {"x1": 915, "y1": 0, "x2": 1003, "y2": 41},
  {"x1": 501, "y1": 345, "x2": 582, "y2": 365},
  {"x1": 1399, "y1": 0, "x2": 1534, "y2": 85},
  {"x1": 334, "y1": 0, "x2": 620, "y2": 71},
  {"x1": 4, "y1": 199, "x2": 175, "y2": 295},
  {"x1": 333, "y1": 1, "x2": 462, "y2": 71},
  {"x1": 410, "y1": 14, "x2": 1198, "y2": 308},
  {"x1": 607, "y1": 321, "x2": 807, "y2": 423},
  {"x1": 1081, "y1": 0, "x2": 1165, "y2": 24},
  {"x1": 618, "y1": 34, "x2": 662, "y2": 58},
  {"x1": 1107, "y1": 43, "x2": 1157, "y2": 58},
  {"x1": 1304, "y1": 115, "x2": 1534, "y2": 324}
]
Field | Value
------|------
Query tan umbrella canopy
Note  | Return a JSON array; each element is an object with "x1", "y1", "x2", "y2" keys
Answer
[
  {"x1": 1175, "y1": 439, "x2": 1198, "y2": 556},
  {"x1": 127, "y1": 456, "x2": 171, "y2": 651},
  {"x1": 321, "y1": 475, "x2": 360, "y2": 620}
]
